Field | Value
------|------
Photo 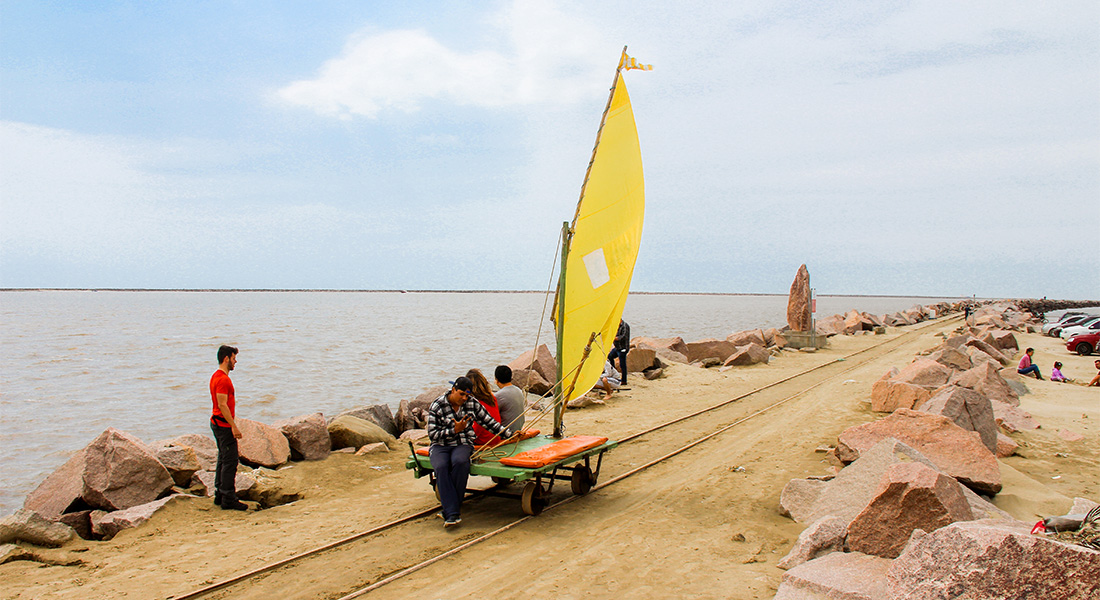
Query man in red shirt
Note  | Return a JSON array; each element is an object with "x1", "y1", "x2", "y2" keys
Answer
[{"x1": 210, "y1": 345, "x2": 247, "y2": 511}]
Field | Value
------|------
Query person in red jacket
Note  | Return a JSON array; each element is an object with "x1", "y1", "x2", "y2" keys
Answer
[{"x1": 210, "y1": 345, "x2": 247, "y2": 511}]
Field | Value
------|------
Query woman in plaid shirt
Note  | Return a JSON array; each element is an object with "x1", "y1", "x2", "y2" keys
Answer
[{"x1": 427, "y1": 376, "x2": 512, "y2": 527}]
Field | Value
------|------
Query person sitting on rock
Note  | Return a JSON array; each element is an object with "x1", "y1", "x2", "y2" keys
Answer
[
  {"x1": 426, "y1": 376, "x2": 512, "y2": 528},
  {"x1": 1017, "y1": 347, "x2": 1043, "y2": 380},
  {"x1": 596, "y1": 360, "x2": 621, "y2": 400},
  {"x1": 1051, "y1": 361, "x2": 1069, "y2": 382},
  {"x1": 466, "y1": 368, "x2": 503, "y2": 446}
]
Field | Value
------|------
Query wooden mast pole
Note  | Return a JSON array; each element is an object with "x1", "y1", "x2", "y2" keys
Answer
[{"x1": 554, "y1": 46, "x2": 629, "y2": 438}]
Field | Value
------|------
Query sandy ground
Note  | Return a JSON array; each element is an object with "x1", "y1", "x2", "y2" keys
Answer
[{"x1": 3, "y1": 317, "x2": 1097, "y2": 600}]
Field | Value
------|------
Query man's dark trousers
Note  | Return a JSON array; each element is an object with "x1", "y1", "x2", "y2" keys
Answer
[{"x1": 211, "y1": 422, "x2": 240, "y2": 502}]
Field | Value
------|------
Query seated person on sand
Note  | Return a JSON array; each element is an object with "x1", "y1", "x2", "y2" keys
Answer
[
  {"x1": 466, "y1": 368, "x2": 503, "y2": 446},
  {"x1": 1017, "y1": 347, "x2": 1043, "y2": 380},
  {"x1": 1051, "y1": 362, "x2": 1069, "y2": 383},
  {"x1": 1090, "y1": 360, "x2": 1100, "y2": 387},
  {"x1": 596, "y1": 360, "x2": 622, "y2": 400},
  {"x1": 494, "y1": 365, "x2": 525, "y2": 432}
]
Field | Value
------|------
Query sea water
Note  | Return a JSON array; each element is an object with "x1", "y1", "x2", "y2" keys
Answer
[{"x1": 0, "y1": 290, "x2": 959, "y2": 514}]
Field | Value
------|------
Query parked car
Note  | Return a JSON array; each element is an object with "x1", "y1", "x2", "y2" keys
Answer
[
  {"x1": 1060, "y1": 316, "x2": 1100, "y2": 339},
  {"x1": 1067, "y1": 331, "x2": 1100, "y2": 356},
  {"x1": 1044, "y1": 313, "x2": 1093, "y2": 337}
]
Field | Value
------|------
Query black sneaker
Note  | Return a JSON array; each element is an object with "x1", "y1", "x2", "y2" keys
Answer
[
  {"x1": 221, "y1": 499, "x2": 248, "y2": 511},
  {"x1": 213, "y1": 493, "x2": 223, "y2": 507}
]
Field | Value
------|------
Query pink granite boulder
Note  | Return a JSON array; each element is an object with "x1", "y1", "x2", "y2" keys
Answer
[
  {"x1": 847, "y1": 462, "x2": 974, "y2": 558},
  {"x1": 683, "y1": 338, "x2": 738, "y2": 363},
  {"x1": 995, "y1": 433, "x2": 1018, "y2": 458},
  {"x1": 786, "y1": 264, "x2": 812, "y2": 332},
  {"x1": 236, "y1": 418, "x2": 291, "y2": 468},
  {"x1": 275, "y1": 412, "x2": 331, "y2": 461},
  {"x1": 893, "y1": 358, "x2": 953, "y2": 389},
  {"x1": 775, "y1": 551, "x2": 892, "y2": 600},
  {"x1": 836, "y1": 409, "x2": 1001, "y2": 495},
  {"x1": 722, "y1": 343, "x2": 770, "y2": 367},
  {"x1": 777, "y1": 515, "x2": 848, "y2": 570},
  {"x1": 512, "y1": 368, "x2": 552, "y2": 396},
  {"x1": 886, "y1": 520, "x2": 1100, "y2": 599},
  {"x1": 0, "y1": 509, "x2": 76, "y2": 547},
  {"x1": 989, "y1": 399, "x2": 1039, "y2": 432},
  {"x1": 916, "y1": 385, "x2": 997, "y2": 453},
  {"x1": 726, "y1": 329, "x2": 766, "y2": 348},
  {"x1": 25, "y1": 428, "x2": 174, "y2": 519},
  {"x1": 508, "y1": 344, "x2": 557, "y2": 385},
  {"x1": 631, "y1": 336, "x2": 689, "y2": 356},
  {"x1": 153, "y1": 444, "x2": 202, "y2": 487},
  {"x1": 192, "y1": 470, "x2": 256, "y2": 498},
  {"x1": 625, "y1": 347, "x2": 659, "y2": 372},
  {"x1": 155, "y1": 433, "x2": 217, "y2": 471},
  {"x1": 926, "y1": 346, "x2": 972, "y2": 372},
  {"x1": 962, "y1": 338, "x2": 1009, "y2": 366},
  {"x1": 871, "y1": 379, "x2": 932, "y2": 413},
  {"x1": 91, "y1": 495, "x2": 190, "y2": 540},
  {"x1": 951, "y1": 361, "x2": 1019, "y2": 407}
]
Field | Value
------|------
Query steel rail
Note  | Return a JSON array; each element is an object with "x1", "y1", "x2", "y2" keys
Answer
[{"x1": 174, "y1": 315, "x2": 959, "y2": 600}]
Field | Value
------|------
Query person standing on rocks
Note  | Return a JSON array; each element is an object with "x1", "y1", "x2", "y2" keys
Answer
[
  {"x1": 426, "y1": 376, "x2": 512, "y2": 528},
  {"x1": 210, "y1": 344, "x2": 247, "y2": 511},
  {"x1": 494, "y1": 365, "x2": 525, "y2": 431},
  {"x1": 1017, "y1": 347, "x2": 1043, "y2": 380},
  {"x1": 608, "y1": 319, "x2": 631, "y2": 384}
]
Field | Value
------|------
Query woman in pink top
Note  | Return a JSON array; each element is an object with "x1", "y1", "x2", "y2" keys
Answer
[{"x1": 1017, "y1": 347, "x2": 1043, "y2": 380}]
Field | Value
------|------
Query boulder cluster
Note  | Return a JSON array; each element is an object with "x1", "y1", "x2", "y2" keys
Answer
[{"x1": 773, "y1": 302, "x2": 1100, "y2": 599}]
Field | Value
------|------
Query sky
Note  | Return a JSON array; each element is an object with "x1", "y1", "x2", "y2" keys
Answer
[{"x1": 1, "y1": 1, "x2": 1097, "y2": 298}]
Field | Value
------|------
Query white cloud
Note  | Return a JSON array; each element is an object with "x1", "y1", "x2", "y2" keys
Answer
[{"x1": 276, "y1": 0, "x2": 610, "y2": 119}]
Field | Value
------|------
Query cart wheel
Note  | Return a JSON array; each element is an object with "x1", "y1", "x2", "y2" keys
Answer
[
  {"x1": 521, "y1": 482, "x2": 546, "y2": 516},
  {"x1": 491, "y1": 476, "x2": 513, "y2": 486},
  {"x1": 432, "y1": 483, "x2": 441, "y2": 501},
  {"x1": 571, "y1": 465, "x2": 594, "y2": 496}
]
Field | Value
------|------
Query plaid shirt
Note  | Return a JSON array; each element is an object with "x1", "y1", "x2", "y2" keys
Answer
[{"x1": 426, "y1": 393, "x2": 509, "y2": 447}]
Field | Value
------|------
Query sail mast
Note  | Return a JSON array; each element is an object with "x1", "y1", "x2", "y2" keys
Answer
[{"x1": 553, "y1": 46, "x2": 630, "y2": 438}]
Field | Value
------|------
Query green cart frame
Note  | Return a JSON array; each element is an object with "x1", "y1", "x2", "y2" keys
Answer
[{"x1": 406, "y1": 435, "x2": 617, "y2": 515}]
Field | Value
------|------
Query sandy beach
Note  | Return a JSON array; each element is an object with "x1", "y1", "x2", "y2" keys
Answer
[{"x1": 3, "y1": 315, "x2": 1097, "y2": 600}]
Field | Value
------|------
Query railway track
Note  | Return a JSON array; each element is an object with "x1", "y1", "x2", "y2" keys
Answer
[{"x1": 172, "y1": 315, "x2": 960, "y2": 600}]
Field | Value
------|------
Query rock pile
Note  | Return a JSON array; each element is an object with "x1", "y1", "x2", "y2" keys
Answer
[{"x1": 774, "y1": 302, "x2": 1100, "y2": 598}]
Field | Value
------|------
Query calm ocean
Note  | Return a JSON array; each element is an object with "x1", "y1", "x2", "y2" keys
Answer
[{"x1": 0, "y1": 290, "x2": 958, "y2": 515}]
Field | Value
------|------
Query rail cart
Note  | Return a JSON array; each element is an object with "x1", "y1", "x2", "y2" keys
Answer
[{"x1": 406, "y1": 433, "x2": 617, "y2": 516}]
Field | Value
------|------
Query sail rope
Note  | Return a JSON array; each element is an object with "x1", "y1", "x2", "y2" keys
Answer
[{"x1": 514, "y1": 225, "x2": 564, "y2": 395}]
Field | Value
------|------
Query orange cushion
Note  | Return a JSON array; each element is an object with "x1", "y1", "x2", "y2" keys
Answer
[
  {"x1": 413, "y1": 429, "x2": 541, "y2": 456},
  {"x1": 498, "y1": 435, "x2": 609, "y2": 469}
]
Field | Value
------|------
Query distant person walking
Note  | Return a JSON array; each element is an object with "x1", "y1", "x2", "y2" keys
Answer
[
  {"x1": 494, "y1": 365, "x2": 525, "y2": 431},
  {"x1": 210, "y1": 344, "x2": 247, "y2": 511},
  {"x1": 1017, "y1": 347, "x2": 1043, "y2": 380},
  {"x1": 607, "y1": 319, "x2": 631, "y2": 384}
]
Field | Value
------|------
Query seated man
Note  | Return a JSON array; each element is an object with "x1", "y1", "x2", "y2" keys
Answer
[
  {"x1": 494, "y1": 365, "x2": 525, "y2": 432},
  {"x1": 426, "y1": 377, "x2": 511, "y2": 528},
  {"x1": 596, "y1": 360, "x2": 621, "y2": 400},
  {"x1": 1017, "y1": 347, "x2": 1043, "y2": 380}
]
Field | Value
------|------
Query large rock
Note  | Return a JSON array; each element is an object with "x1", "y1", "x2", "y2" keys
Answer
[
  {"x1": 275, "y1": 412, "x2": 331, "y2": 461},
  {"x1": 57, "y1": 510, "x2": 94, "y2": 541},
  {"x1": 836, "y1": 409, "x2": 1002, "y2": 495},
  {"x1": 846, "y1": 462, "x2": 974, "y2": 558},
  {"x1": 0, "y1": 509, "x2": 76, "y2": 547},
  {"x1": 775, "y1": 551, "x2": 892, "y2": 600},
  {"x1": 962, "y1": 338, "x2": 1009, "y2": 366},
  {"x1": 334, "y1": 404, "x2": 399, "y2": 438},
  {"x1": 870, "y1": 379, "x2": 932, "y2": 413},
  {"x1": 328, "y1": 415, "x2": 398, "y2": 450},
  {"x1": 777, "y1": 515, "x2": 848, "y2": 570},
  {"x1": 917, "y1": 385, "x2": 997, "y2": 453},
  {"x1": 25, "y1": 428, "x2": 174, "y2": 519},
  {"x1": 512, "y1": 368, "x2": 552, "y2": 396},
  {"x1": 844, "y1": 309, "x2": 875, "y2": 334},
  {"x1": 995, "y1": 433, "x2": 1018, "y2": 458},
  {"x1": 722, "y1": 343, "x2": 770, "y2": 367},
  {"x1": 989, "y1": 399, "x2": 1040, "y2": 432},
  {"x1": 624, "y1": 347, "x2": 659, "y2": 372},
  {"x1": 155, "y1": 433, "x2": 217, "y2": 471},
  {"x1": 886, "y1": 520, "x2": 1100, "y2": 599},
  {"x1": 236, "y1": 418, "x2": 291, "y2": 468},
  {"x1": 153, "y1": 444, "x2": 201, "y2": 487},
  {"x1": 926, "y1": 346, "x2": 972, "y2": 372},
  {"x1": 192, "y1": 470, "x2": 256, "y2": 498},
  {"x1": 244, "y1": 470, "x2": 303, "y2": 508},
  {"x1": 780, "y1": 478, "x2": 828, "y2": 523},
  {"x1": 726, "y1": 329, "x2": 766, "y2": 348},
  {"x1": 786, "y1": 264, "x2": 812, "y2": 332},
  {"x1": 683, "y1": 338, "x2": 738, "y2": 363},
  {"x1": 631, "y1": 336, "x2": 689, "y2": 356},
  {"x1": 952, "y1": 361, "x2": 1019, "y2": 407},
  {"x1": 654, "y1": 348, "x2": 689, "y2": 364},
  {"x1": 893, "y1": 358, "x2": 952, "y2": 389},
  {"x1": 397, "y1": 386, "x2": 448, "y2": 431},
  {"x1": 91, "y1": 495, "x2": 189, "y2": 540},
  {"x1": 987, "y1": 330, "x2": 1018, "y2": 352},
  {"x1": 508, "y1": 344, "x2": 557, "y2": 384}
]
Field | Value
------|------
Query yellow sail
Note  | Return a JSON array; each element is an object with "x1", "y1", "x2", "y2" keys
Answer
[{"x1": 558, "y1": 65, "x2": 645, "y2": 403}]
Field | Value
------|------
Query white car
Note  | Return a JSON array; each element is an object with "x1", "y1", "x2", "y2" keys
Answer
[
  {"x1": 1060, "y1": 316, "x2": 1100, "y2": 339},
  {"x1": 1043, "y1": 313, "x2": 1092, "y2": 336}
]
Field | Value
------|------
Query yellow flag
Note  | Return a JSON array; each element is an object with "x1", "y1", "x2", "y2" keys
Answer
[{"x1": 622, "y1": 55, "x2": 653, "y2": 71}]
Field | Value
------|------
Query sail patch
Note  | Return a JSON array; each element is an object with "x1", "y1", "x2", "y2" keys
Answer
[{"x1": 582, "y1": 248, "x2": 611, "y2": 290}]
